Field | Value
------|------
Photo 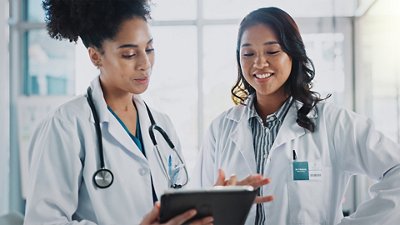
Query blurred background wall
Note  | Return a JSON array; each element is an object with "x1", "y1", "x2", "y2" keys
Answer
[{"x1": 1, "y1": 0, "x2": 399, "y2": 218}]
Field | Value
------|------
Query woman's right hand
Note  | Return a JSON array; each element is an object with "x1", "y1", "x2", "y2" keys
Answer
[
  {"x1": 214, "y1": 169, "x2": 273, "y2": 204},
  {"x1": 140, "y1": 202, "x2": 214, "y2": 225}
]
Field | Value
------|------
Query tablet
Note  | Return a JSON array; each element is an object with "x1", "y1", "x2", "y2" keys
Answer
[{"x1": 159, "y1": 186, "x2": 256, "y2": 225}]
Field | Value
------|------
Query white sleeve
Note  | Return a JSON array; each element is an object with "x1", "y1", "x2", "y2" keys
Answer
[
  {"x1": 24, "y1": 114, "x2": 97, "y2": 225},
  {"x1": 330, "y1": 108, "x2": 400, "y2": 225},
  {"x1": 339, "y1": 165, "x2": 400, "y2": 225}
]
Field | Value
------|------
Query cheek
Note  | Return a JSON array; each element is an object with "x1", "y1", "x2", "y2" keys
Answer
[
  {"x1": 278, "y1": 57, "x2": 292, "y2": 78},
  {"x1": 239, "y1": 59, "x2": 251, "y2": 74},
  {"x1": 149, "y1": 55, "x2": 155, "y2": 68},
  {"x1": 104, "y1": 58, "x2": 124, "y2": 71}
]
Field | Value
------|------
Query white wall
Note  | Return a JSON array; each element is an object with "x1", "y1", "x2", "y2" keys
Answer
[{"x1": 0, "y1": 0, "x2": 10, "y2": 215}]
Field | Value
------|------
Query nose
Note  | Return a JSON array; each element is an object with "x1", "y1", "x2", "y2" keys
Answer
[
  {"x1": 254, "y1": 55, "x2": 269, "y2": 69},
  {"x1": 136, "y1": 52, "x2": 152, "y2": 71}
]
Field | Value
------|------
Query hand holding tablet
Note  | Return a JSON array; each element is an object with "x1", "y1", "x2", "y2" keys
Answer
[{"x1": 159, "y1": 186, "x2": 256, "y2": 225}]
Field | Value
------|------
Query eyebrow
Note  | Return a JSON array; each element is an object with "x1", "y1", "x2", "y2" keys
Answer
[
  {"x1": 241, "y1": 41, "x2": 279, "y2": 48},
  {"x1": 117, "y1": 38, "x2": 153, "y2": 49}
]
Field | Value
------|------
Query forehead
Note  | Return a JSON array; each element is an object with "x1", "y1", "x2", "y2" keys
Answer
[
  {"x1": 111, "y1": 17, "x2": 152, "y2": 45},
  {"x1": 240, "y1": 24, "x2": 278, "y2": 44}
]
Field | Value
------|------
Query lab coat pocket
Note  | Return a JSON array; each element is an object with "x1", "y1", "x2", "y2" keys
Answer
[{"x1": 288, "y1": 162, "x2": 331, "y2": 225}]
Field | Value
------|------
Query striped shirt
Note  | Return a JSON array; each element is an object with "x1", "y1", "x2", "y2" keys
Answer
[{"x1": 247, "y1": 95, "x2": 293, "y2": 225}]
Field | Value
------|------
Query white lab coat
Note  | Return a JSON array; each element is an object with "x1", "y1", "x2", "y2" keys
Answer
[
  {"x1": 24, "y1": 77, "x2": 184, "y2": 225},
  {"x1": 192, "y1": 98, "x2": 400, "y2": 225}
]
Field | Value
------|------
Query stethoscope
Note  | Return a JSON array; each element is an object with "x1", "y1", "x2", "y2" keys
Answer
[{"x1": 86, "y1": 87, "x2": 189, "y2": 189}]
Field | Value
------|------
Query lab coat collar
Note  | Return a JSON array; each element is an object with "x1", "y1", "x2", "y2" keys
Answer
[
  {"x1": 88, "y1": 76, "x2": 149, "y2": 161},
  {"x1": 225, "y1": 96, "x2": 319, "y2": 122},
  {"x1": 132, "y1": 94, "x2": 155, "y2": 161},
  {"x1": 226, "y1": 97, "x2": 319, "y2": 164},
  {"x1": 226, "y1": 102, "x2": 257, "y2": 173},
  {"x1": 88, "y1": 76, "x2": 110, "y2": 124},
  {"x1": 271, "y1": 101, "x2": 307, "y2": 150},
  {"x1": 271, "y1": 100, "x2": 319, "y2": 149}
]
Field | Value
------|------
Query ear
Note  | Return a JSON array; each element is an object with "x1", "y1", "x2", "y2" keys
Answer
[{"x1": 88, "y1": 47, "x2": 103, "y2": 68}]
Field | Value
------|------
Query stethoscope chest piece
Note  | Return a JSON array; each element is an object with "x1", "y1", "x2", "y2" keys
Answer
[
  {"x1": 87, "y1": 86, "x2": 188, "y2": 189},
  {"x1": 93, "y1": 168, "x2": 114, "y2": 189}
]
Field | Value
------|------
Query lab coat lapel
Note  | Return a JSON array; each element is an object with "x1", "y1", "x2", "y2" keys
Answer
[
  {"x1": 133, "y1": 96, "x2": 154, "y2": 162},
  {"x1": 229, "y1": 107, "x2": 257, "y2": 173},
  {"x1": 106, "y1": 116, "x2": 147, "y2": 160},
  {"x1": 134, "y1": 96, "x2": 170, "y2": 194},
  {"x1": 89, "y1": 78, "x2": 148, "y2": 160},
  {"x1": 271, "y1": 101, "x2": 310, "y2": 150}
]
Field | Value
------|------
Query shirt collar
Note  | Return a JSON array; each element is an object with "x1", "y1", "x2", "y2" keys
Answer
[{"x1": 247, "y1": 94, "x2": 293, "y2": 123}]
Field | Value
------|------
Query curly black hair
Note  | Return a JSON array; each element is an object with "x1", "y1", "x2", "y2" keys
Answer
[
  {"x1": 232, "y1": 7, "x2": 327, "y2": 132},
  {"x1": 42, "y1": 0, "x2": 151, "y2": 49}
]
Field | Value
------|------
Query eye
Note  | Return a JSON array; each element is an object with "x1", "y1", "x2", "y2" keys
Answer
[
  {"x1": 145, "y1": 48, "x2": 155, "y2": 54},
  {"x1": 242, "y1": 52, "x2": 254, "y2": 57},
  {"x1": 122, "y1": 53, "x2": 136, "y2": 58},
  {"x1": 267, "y1": 51, "x2": 280, "y2": 55}
]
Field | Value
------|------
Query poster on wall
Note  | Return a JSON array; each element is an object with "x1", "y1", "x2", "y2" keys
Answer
[{"x1": 17, "y1": 96, "x2": 72, "y2": 198}]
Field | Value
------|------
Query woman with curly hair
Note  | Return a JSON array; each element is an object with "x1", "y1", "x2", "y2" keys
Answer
[
  {"x1": 23, "y1": 0, "x2": 214, "y2": 224},
  {"x1": 193, "y1": 7, "x2": 400, "y2": 225}
]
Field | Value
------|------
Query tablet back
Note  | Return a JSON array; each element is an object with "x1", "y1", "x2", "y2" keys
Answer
[{"x1": 159, "y1": 186, "x2": 256, "y2": 225}]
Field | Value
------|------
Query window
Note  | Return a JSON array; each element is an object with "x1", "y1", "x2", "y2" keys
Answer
[
  {"x1": 143, "y1": 26, "x2": 198, "y2": 167},
  {"x1": 203, "y1": 25, "x2": 237, "y2": 126},
  {"x1": 26, "y1": 0, "x2": 44, "y2": 22},
  {"x1": 0, "y1": 0, "x2": 10, "y2": 215},
  {"x1": 26, "y1": 30, "x2": 75, "y2": 95}
]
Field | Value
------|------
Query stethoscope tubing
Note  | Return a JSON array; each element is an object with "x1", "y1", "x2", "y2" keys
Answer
[
  {"x1": 87, "y1": 87, "x2": 114, "y2": 189},
  {"x1": 145, "y1": 104, "x2": 189, "y2": 188},
  {"x1": 87, "y1": 87, "x2": 188, "y2": 189},
  {"x1": 87, "y1": 88, "x2": 105, "y2": 168}
]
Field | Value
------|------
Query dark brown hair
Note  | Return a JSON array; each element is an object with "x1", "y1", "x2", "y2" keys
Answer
[{"x1": 232, "y1": 7, "x2": 326, "y2": 132}]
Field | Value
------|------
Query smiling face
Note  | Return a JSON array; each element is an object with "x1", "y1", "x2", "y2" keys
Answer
[
  {"x1": 91, "y1": 17, "x2": 154, "y2": 95},
  {"x1": 239, "y1": 23, "x2": 292, "y2": 102}
]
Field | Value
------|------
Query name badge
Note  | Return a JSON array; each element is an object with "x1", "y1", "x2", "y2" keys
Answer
[
  {"x1": 293, "y1": 161, "x2": 322, "y2": 181},
  {"x1": 293, "y1": 161, "x2": 309, "y2": 180}
]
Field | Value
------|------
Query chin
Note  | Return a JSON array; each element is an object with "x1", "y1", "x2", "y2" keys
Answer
[{"x1": 131, "y1": 87, "x2": 148, "y2": 95}]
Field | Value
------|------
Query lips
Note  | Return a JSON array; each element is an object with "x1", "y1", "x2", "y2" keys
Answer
[
  {"x1": 135, "y1": 77, "x2": 148, "y2": 81},
  {"x1": 133, "y1": 76, "x2": 149, "y2": 84}
]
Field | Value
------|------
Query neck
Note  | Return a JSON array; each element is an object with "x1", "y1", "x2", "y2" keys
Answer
[
  {"x1": 255, "y1": 93, "x2": 289, "y2": 120},
  {"x1": 106, "y1": 94, "x2": 135, "y2": 113},
  {"x1": 99, "y1": 78, "x2": 136, "y2": 114}
]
